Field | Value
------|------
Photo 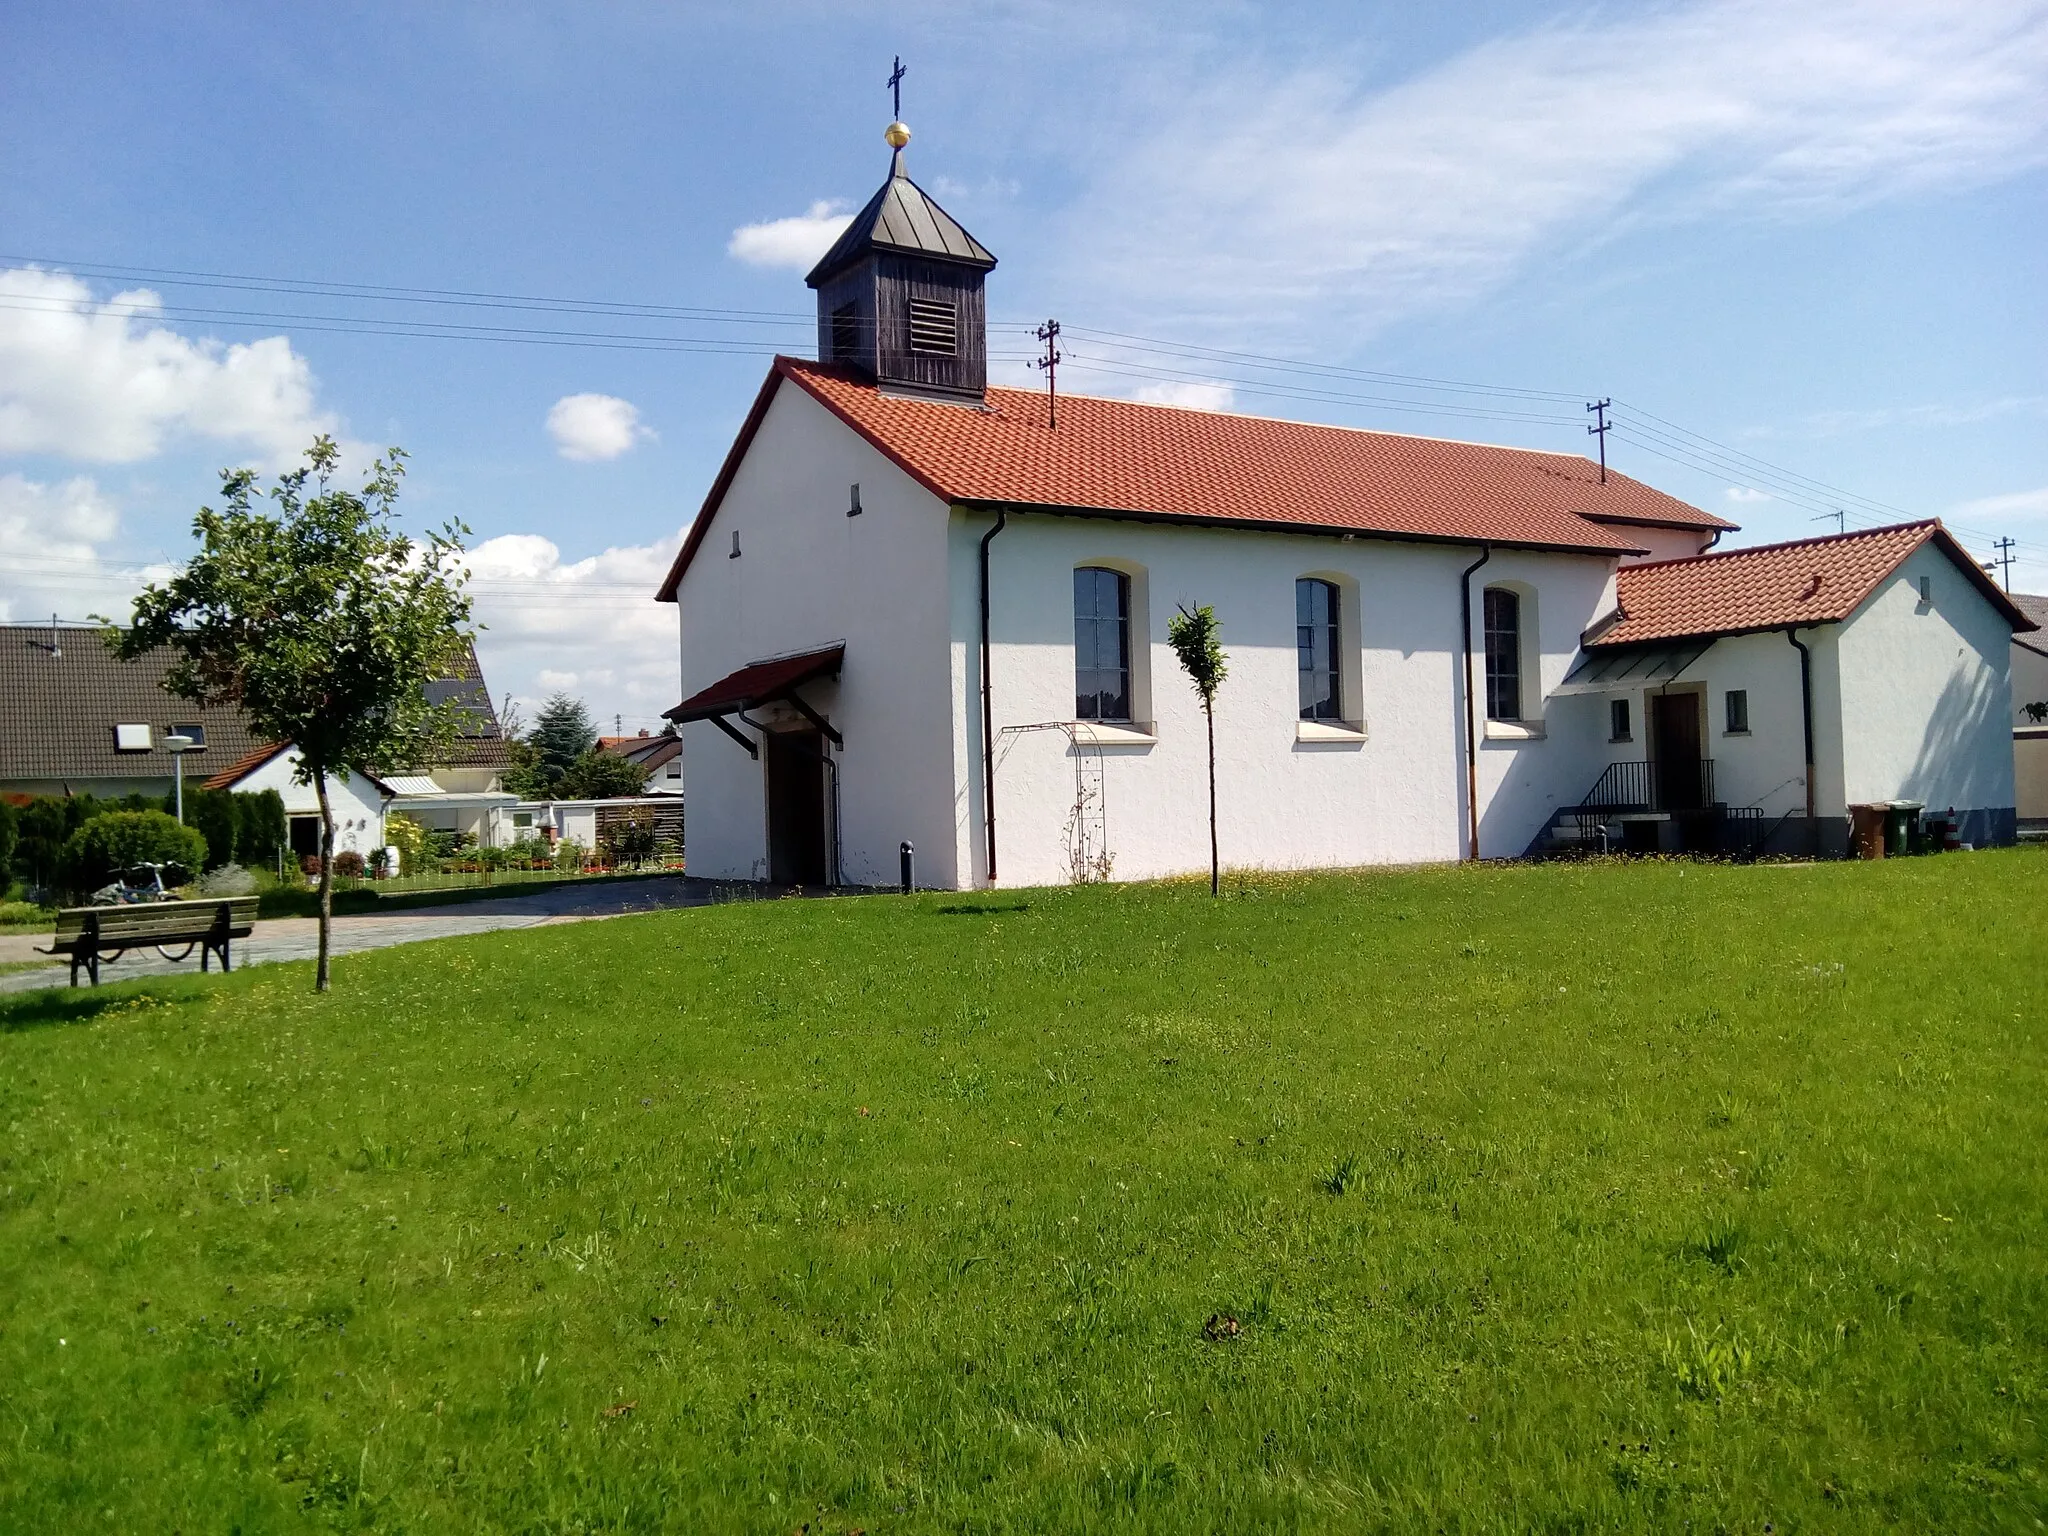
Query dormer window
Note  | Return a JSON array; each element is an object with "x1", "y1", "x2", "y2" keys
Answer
[{"x1": 907, "y1": 298, "x2": 958, "y2": 356}]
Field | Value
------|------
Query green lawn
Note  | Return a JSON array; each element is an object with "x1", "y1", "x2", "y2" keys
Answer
[{"x1": 3, "y1": 855, "x2": 2043, "y2": 1532}]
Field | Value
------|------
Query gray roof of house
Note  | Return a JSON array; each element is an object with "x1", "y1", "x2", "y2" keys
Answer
[
  {"x1": 805, "y1": 155, "x2": 996, "y2": 286},
  {"x1": 0, "y1": 625, "x2": 510, "y2": 785},
  {"x1": 2013, "y1": 593, "x2": 2048, "y2": 657}
]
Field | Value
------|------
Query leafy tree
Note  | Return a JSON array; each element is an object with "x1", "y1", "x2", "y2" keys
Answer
[
  {"x1": 500, "y1": 738, "x2": 553, "y2": 801},
  {"x1": 59, "y1": 811, "x2": 207, "y2": 895},
  {"x1": 1167, "y1": 602, "x2": 1229, "y2": 897},
  {"x1": 555, "y1": 747, "x2": 651, "y2": 801},
  {"x1": 11, "y1": 795, "x2": 99, "y2": 895},
  {"x1": 115, "y1": 436, "x2": 473, "y2": 991},
  {"x1": 527, "y1": 693, "x2": 597, "y2": 792},
  {"x1": 233, "y1": 790, "x2": 288, "y2": 874}
]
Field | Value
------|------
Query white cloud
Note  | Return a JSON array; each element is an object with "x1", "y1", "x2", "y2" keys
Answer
[
  {"x1": 1759, "y1": 395, "x2": 2048, "y2": 438},
  {"x1": 1067, "y1": 0, "x2": 2048, "y2": 336},
  {"x1": 1947, "y1": 485, "x2": 2048, "y2": 521},
  {"x1": 0, "y1": 266, "x2": 338, "y2": 463},
  {"x1": 728, "y1": 200, "x2": 855, "y2": 270},
  {"x1": 545, "y1": 393, "x2": 654, "y2": 461},
  {"x1": 0, "y1": 474, "x2": 175, "y2": 623},
  {"x1": 464, "y1": 527, "x2": 681, "y2": 734},
  {"x1": 1725, "y1": 486, "x2": 1773, "y2": 503},
  {"x1": 1132, "y1": 380, "x2": 1236, "y2": 412}
]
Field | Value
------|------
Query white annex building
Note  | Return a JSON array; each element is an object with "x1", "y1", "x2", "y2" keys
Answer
[{"x1": 656, "y1": 129, "x2": 2036, "y2": 889}]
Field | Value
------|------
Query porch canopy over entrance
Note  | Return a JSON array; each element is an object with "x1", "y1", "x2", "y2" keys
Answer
[
  {"x1": 663, "y1": 644, "x2": 845, "y2": 756},
  {"x1": 1553, "y1": 638, "x2": 1712, "y2": 696}
]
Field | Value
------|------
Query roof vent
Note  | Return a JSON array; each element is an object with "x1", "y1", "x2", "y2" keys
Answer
[{"x1": 1798, "y1": 573, "x2": 1824, "y2": 602}]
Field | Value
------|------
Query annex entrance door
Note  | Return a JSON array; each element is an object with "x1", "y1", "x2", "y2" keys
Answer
[
  {"x1": 765, "y1": 727, "x2": 827, "y2": 886},
  {"x1": 1650, "y1": 692, "x2": 1705, "y2": 810}
]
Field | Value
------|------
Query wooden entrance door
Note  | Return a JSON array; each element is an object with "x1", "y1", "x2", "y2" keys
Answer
[
  {"x1": 765, "y1": 728, "x2": 827, "y2": 886},
  {"x1": 1650, "y1": 692, "x2": 1704, "y2": 810}
]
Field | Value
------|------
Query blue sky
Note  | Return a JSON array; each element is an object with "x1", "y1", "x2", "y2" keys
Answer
[{"x1": 3, "y1": 0, "x2": 2043, "y2": 730}]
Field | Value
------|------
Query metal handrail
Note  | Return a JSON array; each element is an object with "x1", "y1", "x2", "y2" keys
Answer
[{"x1": 1576, "y1": 758, "x2": 1716, "y2": 814}]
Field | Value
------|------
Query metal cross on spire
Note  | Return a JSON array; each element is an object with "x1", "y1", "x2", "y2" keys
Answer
[{"x1": 889, "y1": 56, "x2": 906, "y2": 121}]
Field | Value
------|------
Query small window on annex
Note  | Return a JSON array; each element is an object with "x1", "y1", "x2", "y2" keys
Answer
[
  {"x1": 1074, "y1": 567, "x2": 1132, "y2": 722},
  {"x1": 1724, "y1": 689, "x2": 1750, "y2": 734},
  {"x1": 1296, "y1": 578, "x2": 1341, "y2": 720},
  {"x1": 1482, "y1": 587, "x2": 1523, "y2": 721},
  {"x1": 1610, "y1": 698, "x2": 1632, "y2": 742}
]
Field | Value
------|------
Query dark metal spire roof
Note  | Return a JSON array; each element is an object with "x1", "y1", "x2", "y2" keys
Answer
[{"x1": 804, "y1": 153, "x2": 996, "y2": 287}]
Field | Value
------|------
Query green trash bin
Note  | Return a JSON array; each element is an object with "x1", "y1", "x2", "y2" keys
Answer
[{"x1": 1885, "y1": 801, "x2": 1924, "y2": 858}]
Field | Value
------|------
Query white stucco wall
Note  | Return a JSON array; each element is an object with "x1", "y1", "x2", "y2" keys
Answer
[
  {"x1": 2013, "y1": 637, "x2": 2048, "y2": 724},
  {"x1": 948, "y1": 511, "x2": 1618, "y2": 887},
  {"x1": 231, "y1": 750, "x2": 390, "y2": 856},
  {"x1": 1835, "y1": 544, "x2": 2015, "y2": 814},
  {"x1": 1613, "y1": 523, "x2": 1718, "y2": 565},
  {"x1": 671, "y1": 382, "x2": 962, "y2": 887}
]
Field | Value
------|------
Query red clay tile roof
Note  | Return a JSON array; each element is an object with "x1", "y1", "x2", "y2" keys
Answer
[
  {"x1": 664, "y1": 645, "x2": 845, "y2": 722},
  {"x1": 201, "y1": 742, "x2": 290, "y2": 791},
  {"x1": 657, "y1": 359, "x2": 1732, "y2": 600},
  {"x1": 1593, "y1": 521, "x2": 2036, "y2": 647}
]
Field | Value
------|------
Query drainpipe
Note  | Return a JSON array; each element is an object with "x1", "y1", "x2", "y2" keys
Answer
[
  {"x1": 1784, "y1": 627, "x2": 1817, "y2": 847},
  {"x1": 978, "y1": 506, "x2": 1009, "y2": 885},
  {"x1": 1459, "y1": 544, "x2": 1492, "y2": 861}
]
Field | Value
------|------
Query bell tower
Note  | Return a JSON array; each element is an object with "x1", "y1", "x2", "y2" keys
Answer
[{"x1": 805, "y1": 113, "x2": 997, "y2": 404}]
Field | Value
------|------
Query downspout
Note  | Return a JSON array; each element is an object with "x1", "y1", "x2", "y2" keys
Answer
[
  {"x1": 1459, "y1": 544, "x2": 1492, "y2": 861},
  {"x1": 1784, "y1": 627, "x2": 1817, "y2": 845},
  {"x1": 978, "y1": 506, "x2": 1010, "y2": 885}
]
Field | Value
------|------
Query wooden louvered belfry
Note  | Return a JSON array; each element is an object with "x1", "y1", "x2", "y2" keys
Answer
[{"x1": 806, "y1": 136, "x2": 997, "y2": 404}]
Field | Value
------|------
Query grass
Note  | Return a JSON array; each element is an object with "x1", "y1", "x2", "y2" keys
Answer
[{"x1": 2, "y1": 853, "x2": 2043, "y2": 1531}]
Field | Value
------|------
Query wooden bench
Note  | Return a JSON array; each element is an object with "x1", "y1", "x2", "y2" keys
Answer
[{"x1": 38, "y1": 897, "x2": 259, "y2": 987}]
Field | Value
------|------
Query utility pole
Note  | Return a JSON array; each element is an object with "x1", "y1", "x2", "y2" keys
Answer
[
  {"x1": 1585, "y1": 399, "x2": 1611, "y2": 484},
  {"x1": 1990, "y1": 536, "x2": 2017, "y2": 590},
  {"x1": 1034, "y1": 318, "x2": 1062, "y2": 428}
]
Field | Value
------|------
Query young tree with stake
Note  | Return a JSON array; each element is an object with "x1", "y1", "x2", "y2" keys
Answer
[
  {"x1": 115, "y1": 437, "x2": 474, "y2": 991},
  {"x1": 1167, "y1": 602, "x2": 1228, "y2": 896}
]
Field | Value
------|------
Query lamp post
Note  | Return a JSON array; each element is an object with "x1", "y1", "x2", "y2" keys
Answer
[{"x1": 165, "y1": 733, "x2": 195, "y2": 823}]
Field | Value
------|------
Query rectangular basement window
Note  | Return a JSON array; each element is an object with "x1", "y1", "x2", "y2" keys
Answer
[
  {"x1": 114, "y1": 723, "x2": 152, "y2": 752},
  {"x1": 907, "y1": 298, "x2": 958, "y2": 356}
]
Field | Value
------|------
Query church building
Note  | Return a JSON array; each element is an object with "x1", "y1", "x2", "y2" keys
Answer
[{"x1": 655, "y1": 119, "x2": 2033, "y2": 888}]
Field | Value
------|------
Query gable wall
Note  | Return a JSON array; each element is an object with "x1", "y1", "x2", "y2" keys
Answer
[
  {"x1": 1835, "y1": 543, "x2": 2016, "y2": 818},
  {"x1": 230, "y1": 750, "x2": 390, "y2": 857},
  {"x1": 672, "y1": 382, "x2": 961, "y2": 886}
]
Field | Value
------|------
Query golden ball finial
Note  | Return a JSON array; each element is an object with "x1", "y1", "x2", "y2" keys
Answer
[{"x1": 884, "y1": 120, "x2": 912, "y2": 150}]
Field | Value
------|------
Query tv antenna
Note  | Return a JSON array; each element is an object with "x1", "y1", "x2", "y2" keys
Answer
[
  {"x1": 1810, "y1": 509, "x2": 1846, "y2": 534},
  {"x1": 1585, "y1": 399, "x2": 1611, "y2": 484},
  {"x1": 1034, "y1": 318, "x2": 1062, "y2": 428}
]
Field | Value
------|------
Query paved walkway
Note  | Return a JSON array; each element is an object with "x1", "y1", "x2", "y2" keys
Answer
[{"x1": 0, "y1": 877, "x2": 728, "y2": 994}]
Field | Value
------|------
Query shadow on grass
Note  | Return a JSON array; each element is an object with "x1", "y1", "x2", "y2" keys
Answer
[
  {"x1": 934, "y1": 902, "x2": 1032, "y2": 917},
  {"x1": 0, "y1": 981, "x2": 207, "y2": 1033}
]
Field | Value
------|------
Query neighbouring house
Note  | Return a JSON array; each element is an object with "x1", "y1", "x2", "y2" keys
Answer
[
  {"x1": 653, "y1": 127, "x2": 2036, "y2": 889},
  {"x1": 0, "y1": 622, "x2": 517, "y2": 861},
  {"x1": 2012, "y1": 593, "x2": 2048, "y2": 824},
  {"x1": 0, "y1": 621, "x2": 266, "y2": 800},
  {"x1": 376, "y1": 645, "x2": 521, "y2": 848},
  {"x1": 597, "y1": 731, "x2": 685, "y2": 795},
  {"x1": 200, "y1": 743, "x2": 393, "y2": 863}
]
